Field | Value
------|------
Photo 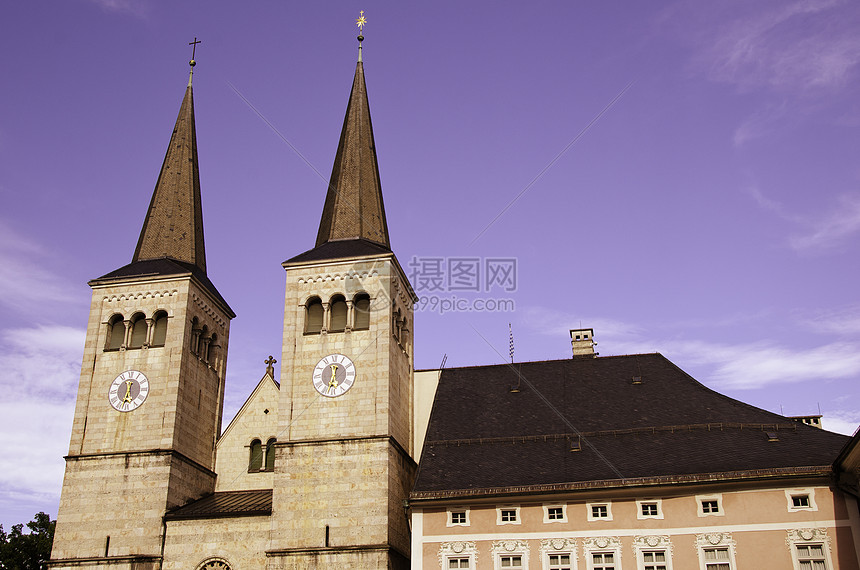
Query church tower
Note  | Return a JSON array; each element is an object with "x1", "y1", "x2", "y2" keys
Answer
[
  {"x1": 49, "y1": 60, "x2": 234, "y2": 569},
  {"x1": 269, "y1": 29, "x2": 418, "y2": 569}
]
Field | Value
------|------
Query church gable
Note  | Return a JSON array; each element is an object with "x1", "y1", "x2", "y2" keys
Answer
[{"x1": 214, "y1": 369, "x2": 280, "y2": 492}]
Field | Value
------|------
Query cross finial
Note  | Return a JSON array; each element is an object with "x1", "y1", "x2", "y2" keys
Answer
[
  {"x1": 187, "y1": 37, "x2": 201, "y2": 87},
  {"x1": 189, "y1": 37, "x2": 201, "y2": 65},
  {"x1": 265, "y1": 355, "x2": 277, "y2": 378}
]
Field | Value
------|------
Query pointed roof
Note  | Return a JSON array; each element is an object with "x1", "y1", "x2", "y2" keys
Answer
[
  {"x1": 315, "y1": 60, "x2": 390, "y2": 249},
  {"x1": 133, "y1": 81, "x2": 207, "y2": 272}
]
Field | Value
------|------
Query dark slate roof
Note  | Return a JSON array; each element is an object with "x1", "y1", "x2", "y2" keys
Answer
[
  {"x1": 284, "y1": 238, "x2": 392, "y2": 265},
  {"x1": 315, "y1": 60, "x2": 390, "y2": 249},
  {"x1": 165, "y1": 489, "x2": 272, "y2": 520},
  {"x1": 412, "y1": 354, "x2": 848, "y2": 498},
  {"x1": 91, "y1": 257, "x2": 235, "y2": 318},
  {"x1": 133, "y1": 83, "x2": 207, "y2": 273}
]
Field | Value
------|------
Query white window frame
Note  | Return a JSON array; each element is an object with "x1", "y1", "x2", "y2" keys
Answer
[
  {"x1": 695, "y1": 533, "x2": 737, "y2": 570},
  {"x1": 785, "y1": 488, "x2": 818, "y2": 512},
  {"x1": 696, "y1": 494, "x2": 724, "y2": 518},
  {"x1": 543, "y1": 503, "x2": 568, "y2": 524},
  {"x1": 540, "y1": 538, "x2": 577, "y2": 570},
  {"x1": 447, "y1": 507, "x2": 470, "y2": 527},
  {"x1": 491, "y1": 540, "x2": 529, "y2": 570},
  {"x1": 496, "y1": 505, "x2": 521, "y2": 526},
  {"x1": 439, "y1": 541, "x2": 478, "y2": 569},
  {"x1": 587, "y1": 501, "x2": 613, "y2": 522},
  {"x1": 583, "y1": 536, "x2": 622, "y2": 570},
  {"x1": 786, "y1": 528, "x2": 833, "y2": 570},
  {"x1": 633, "y1": 535, "x2": 673, "y2": 570},
  {"x1": 636, "y1": 499, "x2": 664, "y2": 520}
]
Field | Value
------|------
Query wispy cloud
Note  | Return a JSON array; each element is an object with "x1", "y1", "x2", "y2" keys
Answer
[
  {"x1": 805, "y1": 305, "x2": 860, "y2": 335},
  {"x1": 0, "y1": 221, "x2": 81, "y2": 313},
  {"x1": 702, "y1": 0, "x2": 860, "y2": 92},
  {"x1": 87, "y1": 0, "x2": 148, "y2": 17},
  {"x1": 749, "y1": 187, "x2": 860, "y2": 252}
]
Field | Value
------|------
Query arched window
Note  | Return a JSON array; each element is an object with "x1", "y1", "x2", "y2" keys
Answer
[
  {"x1": 199, "y1": 325, "x2": 210, "y2": 361},
  {"x1": 106, "y1": 314, "x2": 125, "y2": 350},
  {"x1": 128, "y1": 313, "x2": 147, "y2": 349},
  {"x1": 353, "y1": 293, "x2": 371, "y2": 330},
  {"x1": 151, "y1": 311, "x2": 168, "y2": 347},
  {"x1": 207, "y1": 333, "x2": 218, "y2": 364},
  {"x1": 197, "y1": 558, "x2": 231, "y2": 570},
  {"x1": 305, "y1": 297, "x2": 323, "y2": 334},
  {"x1": 190, "y1": 317, "x2": 201, "y2": 354},
  {"x1": 265, "y1": 438, "x2": 276, "y2": 472},
  {"x1": 393, "y1": 308, "x2": 402, "y2": 342},
  {"x1": 249, "y1": 439, "x2": 262, "y2": 471},
  {"x1": 329, "y1": 295, "x2": 347, "y2": 332}
]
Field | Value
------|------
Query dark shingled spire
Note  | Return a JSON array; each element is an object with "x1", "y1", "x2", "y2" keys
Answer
[
  {"x1": 315, "y1": 60, "x2": 390, "y2": 248},
  {"x1": 133, "y1": 81, "x2": 207, "y2": 272}
]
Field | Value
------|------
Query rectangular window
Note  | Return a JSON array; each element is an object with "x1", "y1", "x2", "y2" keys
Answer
[
  {"x1": 592, "y1": 505, "x2": 608, "y2": 518},
  {"x1": 500, "y1": 555, "x2": 523, "y2": 569},
  {"x1": 450, "y1": 511, "x2": 466, "y2": 525},
  {"x1": 796, "y1": 544, "x2": 827, "y2": 570},
  {"x1": 642, "y1": 550, "x2": 668, "y2": 570},
  {"x1": 501, "y1": 509, "x2": 517, "y2": 522},
  {"x1": 448, "y1": 558, "x2": 470, "y2": 569},
  {"x1": 702, "y1": 500, "x2": 719, "y2": 513},
  {"x1": 592, "y1": 552, "x2": 616, "y2": 569},
  {"x1": 793, "y1": 495, "x2": 811, "y2": 508},
  {"x1": 548, "y1": 553, "x2": 571, "y2": 570},
  {"x1": 548, "y1": 507, "x2": 564, "y2": 520},
  {"x1": 703, "y1": 547, "x2": 731, "y2": 570},
  {"x1": 641, "y1": 503, "x2": 659, "y2": 516}
]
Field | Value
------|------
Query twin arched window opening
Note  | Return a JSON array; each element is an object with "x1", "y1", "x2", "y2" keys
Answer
[
  {"x1": 190, "y1": 317, "x2": 219, "y2": 365},
  {"x1": 305, "y1": 293, "x2": 371, "y2": 335},
  {"x1": 249, "y1": 438, "x2": 276, "y2": 472},
  {"x1": 105, "y1": 310, "x2": 168, "y2": 351}
]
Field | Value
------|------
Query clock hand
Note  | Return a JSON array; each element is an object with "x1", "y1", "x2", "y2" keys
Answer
[{"x1": 122, "y1": 380, "x2": 133, "y2": 403}]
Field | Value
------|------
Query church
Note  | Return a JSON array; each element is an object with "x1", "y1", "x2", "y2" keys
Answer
[{"x1": 49, "y1": 27, "x2": 860, "y2": 570}]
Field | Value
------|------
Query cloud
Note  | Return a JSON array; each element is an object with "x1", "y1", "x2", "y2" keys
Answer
[
  {"x1": 702, "y1": 0, "x2": 860, "y2": 92},
  {"x1": 86, "y1": 0, "x2": 148, "y2": 17},
  {"x1": 662, "y1": 339, "x2": 860, "y2": 390},
  {"x1": 0, "y1": 325, "x2": 83, "y2": 514},
  {"x1": 805, "y1": 305, "x2": 860, "y2": 335},
  {"x1": 749, "y1": 188, "x2": 860, "y2": 252},
  {"x1": 820, "y1": 409, "x2": 860, "y2": 435},
  {"x1": 0, "y1": 221, "x2": 80, "y2": 313}
]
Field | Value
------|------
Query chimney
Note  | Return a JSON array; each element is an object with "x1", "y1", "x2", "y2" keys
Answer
[{"x1": 570, "y1": 328, "x2": 597, "y2": 358}]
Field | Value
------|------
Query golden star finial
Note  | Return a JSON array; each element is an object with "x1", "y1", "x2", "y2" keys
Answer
[{"x1": 356, "y1": 10, "x2": 367, "y2": 33}]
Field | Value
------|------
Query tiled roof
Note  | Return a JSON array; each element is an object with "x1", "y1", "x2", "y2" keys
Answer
[
  {"x1": 284, "y1": 238, "x2": 392, "y2": 264},
  {"x1": 165, "y1": 489, "x2": 272, "y2": 520},
  {"x1": 412, "y1": 354, "x2": 848, "y2": 498},
  {"x1": 92, "y1": 257, "x2": 234, "y2": 318}
]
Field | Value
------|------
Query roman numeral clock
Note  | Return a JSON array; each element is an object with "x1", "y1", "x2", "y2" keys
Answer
[{"x1": 312, "y1": 354, "x2": 356, "y2": 398}]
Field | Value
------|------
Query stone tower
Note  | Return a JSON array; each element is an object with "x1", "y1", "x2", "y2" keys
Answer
[
  {"x1": 268, "y1": 48, "x2": 418, "y2": 569},
  {"x1": 49, "y1": 65, "x2": 234, "y2": 569}
]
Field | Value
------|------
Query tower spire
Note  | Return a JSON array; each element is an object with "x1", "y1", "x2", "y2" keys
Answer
[
  {"x1": 314, "y1": 12, "x2": 390, "y2": 249},
  {"x1": 133, "y1": 50, "x2": 207, "y2": 272}
]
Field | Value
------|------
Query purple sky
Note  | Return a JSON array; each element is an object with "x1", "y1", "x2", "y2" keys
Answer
[{"x1": 2, "y1": 1, "x2": 860, "y2": 529}]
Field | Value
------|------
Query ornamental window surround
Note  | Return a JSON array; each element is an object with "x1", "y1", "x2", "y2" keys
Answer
[
  {"x1": 633, "y1": 535, "x2": 673, "y2": 570},
  {"x1": 786, "y1": 528, "x2": 833, "y2": 570},
  {"x1": 540, "y1": 538, "x2": 576, "y2": 570},
  {"x1": 583, "y1": 537, "x2": 621, "y2": 570},
  {"x1": 696, "y1": 533, "x2": 737, "y2": 570}
]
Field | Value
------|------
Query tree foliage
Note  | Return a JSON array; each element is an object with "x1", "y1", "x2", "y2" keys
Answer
[{"x1": 0, "y1": 512, "x2": 55, "y2": 570}]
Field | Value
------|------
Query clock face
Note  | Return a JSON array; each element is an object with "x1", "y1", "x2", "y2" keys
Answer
[
  {"x1": 312, "y1": 354, "x2": 356, "y2": 397},
  {"x1": 108, "y1": 370, "x2": 150, "y2": 412}
]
